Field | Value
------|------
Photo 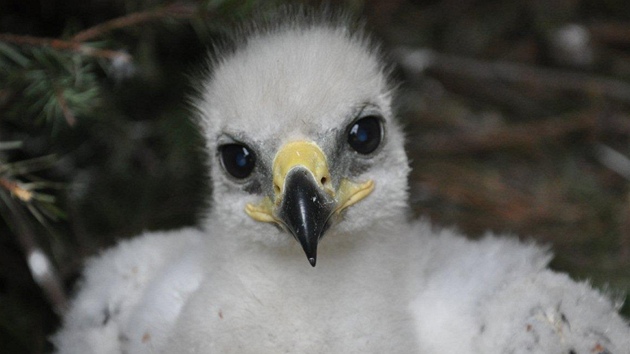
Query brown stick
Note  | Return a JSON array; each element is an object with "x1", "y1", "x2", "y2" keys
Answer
[
  {"x1": 588, "y1": 22, "x2": 630, "y2": 46},
  {"x1": 1, "y1": 189, "x2": 68, "y2": 313},
  {"x1": 53, "y1": 85, "x2": 77, "y2": 127},
  {"x1": 409, "y1": 112, "x2": 596, "y2": 155},
  {"x1": 0, "y1": 33, "x2": 131, "y2": 61},
  {"x1": 72, "y1": 2, "x2": 197, "y2": 42},
  {"x1": 396, "y1": 48, "x2": 630, "y2": 103},
  {"x1": 0, "y1": 177, "x2": 32, "y2": 202}
]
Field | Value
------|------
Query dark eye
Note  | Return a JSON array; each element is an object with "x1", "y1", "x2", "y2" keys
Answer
[
  {"x1": 347, "y1": 116, "x2": 382, "y2": 154},
  {"x1": 219, "y1": 144, "x2": 256, "y2": 179}
]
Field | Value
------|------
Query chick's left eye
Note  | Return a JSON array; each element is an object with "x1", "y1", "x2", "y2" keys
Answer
[
  {"x1": 347, "y1": 115, "x2": 382, "y2": 154},
  {"x1": 219, "y1": 144, "x2": 256, "y2": 179}
]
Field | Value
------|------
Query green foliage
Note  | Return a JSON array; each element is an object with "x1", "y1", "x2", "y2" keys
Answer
[{"x1": 0, "y1": 45, "x2": 101, "y2": 131}]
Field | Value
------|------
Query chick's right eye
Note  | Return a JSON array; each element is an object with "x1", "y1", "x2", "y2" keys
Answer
[{"x1": 219, "y1": 144, "x2": 256, "y2": 179}]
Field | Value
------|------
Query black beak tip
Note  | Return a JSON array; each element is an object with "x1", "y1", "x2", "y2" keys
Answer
[{"x1": 278, "y1": 168, "x2": 334, "y2": 269}]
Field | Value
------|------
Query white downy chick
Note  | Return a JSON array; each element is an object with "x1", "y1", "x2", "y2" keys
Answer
[{"x1": 54, "y1": 9, "x2": 630, "y2": 354}]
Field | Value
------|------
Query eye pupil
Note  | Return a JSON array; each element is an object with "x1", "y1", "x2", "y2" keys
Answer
[
  {"x1": 236, "y1": 150, "x2": 248, "y2": 167},
  {"x1": 357, "y1": 129, "x2": 369, "y2": 142},
  {"x1": 220, "y1": 144, "x2": 256, "y2": 179},
  {"x1": 347, "y1": 116, "x2": 382, "y2": 154}
]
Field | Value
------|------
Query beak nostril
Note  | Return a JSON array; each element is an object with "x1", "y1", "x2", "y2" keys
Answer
[
  {"x1": 320, "y1": 177, "x2": 327, "y2": 186},
  {"x1": 274, "y1": 184, "x2": 281, "y2": 195}
]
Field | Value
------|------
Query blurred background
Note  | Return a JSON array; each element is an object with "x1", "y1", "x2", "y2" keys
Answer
[{"x1": 1, "y1": 0, "x2": 629, "y2": 352}]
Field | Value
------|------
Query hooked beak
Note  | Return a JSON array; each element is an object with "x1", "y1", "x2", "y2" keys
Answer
[
  {"x1": 245, "y1": 141, "x2": 374, "y2": 267},
  {"x1": 276, "y1": 167, "x2": 334, "y2": 266}
]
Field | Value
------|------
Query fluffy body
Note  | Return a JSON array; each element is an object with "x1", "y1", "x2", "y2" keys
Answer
[
  {"x1": 55, "y1": 10, "x2": 630, "y2": 354},
  {"x1": 54, "y1": 224, "x2": 629, "y2": 353}
]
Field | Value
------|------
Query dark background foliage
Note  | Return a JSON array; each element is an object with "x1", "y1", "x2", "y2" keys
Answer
[{"x1": 1, "y1": 0, "x2": 629, "y2": 352}]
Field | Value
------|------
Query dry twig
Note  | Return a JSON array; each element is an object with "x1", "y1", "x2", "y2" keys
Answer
[
  {"x1": 396, "y1": 48, "x2": 630, "y2": 103},
  {"x1": 410, "y1": 112, "x2": 596, "y2": 155},
  {"x1": 71, "y1": 2, "x2": 197, "y2": 42},
  {"x1": 0, "y1": 188, "x2": 67, "y2": 313},
  {"x1": 0, "y1": 177, "x2": 33, "y2": 202},
  {"x1": 0, "y1": 33, "x2": 131, "y2": 62},
  {"x1": 588, "y1": 22, "x2": 630, "y2": 46},
  {"x1": 53, "y1": 84, "x2": 77, "y2": 127}
]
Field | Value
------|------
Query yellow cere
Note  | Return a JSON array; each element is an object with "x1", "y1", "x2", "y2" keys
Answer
[
  {"x1": 272, "y1": 141, "x2": 333, "y2": 198},
  {"x1": 245, "y1": 140, "x2": 375, "y2": 224}
]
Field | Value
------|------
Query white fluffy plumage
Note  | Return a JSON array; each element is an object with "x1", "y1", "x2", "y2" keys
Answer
[{"x1": 54, "y1": 10, "x2": 630, "y2": 354}]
